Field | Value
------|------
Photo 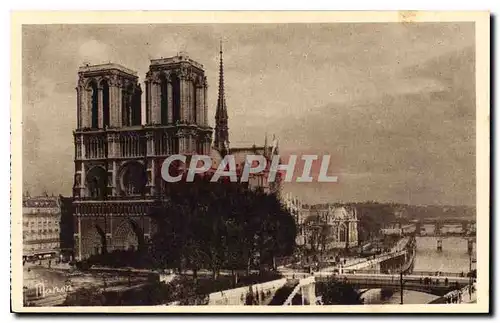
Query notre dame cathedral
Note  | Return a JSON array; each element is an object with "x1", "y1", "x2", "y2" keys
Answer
[{"x1": 72, "y1": 44, "x2": 278, "y2": 260}]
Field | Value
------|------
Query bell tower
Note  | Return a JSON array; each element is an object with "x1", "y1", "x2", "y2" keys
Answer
[
  {"x1": 144, "y1": 52, "x2": 212, "y2": 195},
  {"x1": 73, "y1": 63, "x2": 154, "y2": 261},
  {"x1": 74, "y1": 63, "x2": 143, "y2": 200},
  {"x1": 72, "y1": 54, "x2": 213, "y2": 260}
]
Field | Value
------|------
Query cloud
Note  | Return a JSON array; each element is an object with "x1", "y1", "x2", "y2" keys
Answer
[
  {"x1": 277, "y1": 47, "x2": 475, "y2": 205},
  {"x1": 21, "y1": 23, "x2": 475, "y2": 205}
]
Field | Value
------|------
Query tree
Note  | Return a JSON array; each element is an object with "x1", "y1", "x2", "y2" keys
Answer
[
  {"x1": 150, "y1": 175, "x2": 297, "y2": 280},
  {"x1": 303, "y1": 212, "x2": 330, "y2": 262},
  {"x1": 350, "y1": 202, "x2": 398, "y2": 242},
  {"x1": 255, "y1": 191, "x2": 297, "y2": 271},
  {"x1": 319, "y1": 279, "x2": 364, "y2": 305},
  {"x1": 150, "y1": 178, "x2": 214, "y2": 275}
]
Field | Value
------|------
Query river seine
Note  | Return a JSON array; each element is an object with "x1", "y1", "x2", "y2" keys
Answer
[{"x1": 362, "y1": 236, "x2": 476, "y2": 304}]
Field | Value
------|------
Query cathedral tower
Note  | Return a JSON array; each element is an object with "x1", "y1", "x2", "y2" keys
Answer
[
  {"x1": 145, "y1": 52, "x2": 212, "y2": 157},
  {"x1": 74, "y1": 64, "x2": 146, "y2": 204},
  {"x1": 214, "y1": 41, "x2": 230, "y2": 155},
  {"x1": 72, "y1": 57, "x2": 212, "y2": 260},
  {"x1": 73, "y1": 63, "x2": 151, "y2": 260}
]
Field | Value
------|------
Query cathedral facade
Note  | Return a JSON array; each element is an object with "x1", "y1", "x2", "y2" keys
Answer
[
  {"x1": 290, "y1": 202, "x2": 359, "y2": 251},
  {"x1": 72, "y1": 45, "x2": 276, "y2": 260},
  {"x1": 322, "y1": 206, "x2": 359, "y2": 249}
]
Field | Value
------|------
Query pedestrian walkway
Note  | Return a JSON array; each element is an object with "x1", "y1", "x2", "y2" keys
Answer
[{"x1": 442, "y1": 283, "x2": 477, "y2": 304}]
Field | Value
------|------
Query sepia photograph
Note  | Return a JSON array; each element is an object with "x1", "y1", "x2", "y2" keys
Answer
[{"x1": 10, "y1": 11, "x2": 490, "y2": 313}]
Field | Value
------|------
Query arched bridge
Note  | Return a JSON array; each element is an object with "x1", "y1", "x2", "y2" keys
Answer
[
  {"x1": 314, "y1": 272, "x2": 469, "y2": 296},
  {"x1": 278, "y1": 271, "x2": 470, "y2": 305}
]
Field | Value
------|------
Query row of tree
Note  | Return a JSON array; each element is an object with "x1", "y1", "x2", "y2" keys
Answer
[{"x1": 149, "y1": 177, "x2": 297, "y2": 280}]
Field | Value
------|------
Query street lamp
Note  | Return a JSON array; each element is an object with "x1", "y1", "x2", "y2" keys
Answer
[
  {"x1": 468, "y1": 251, "x2": 472, "y2": 299},
  {"x1": 468, "y1": 251, "x2": 476, "y2": 299},
  {"x1": 400, "y1": 271, "x2": 404, "y2": 305}
]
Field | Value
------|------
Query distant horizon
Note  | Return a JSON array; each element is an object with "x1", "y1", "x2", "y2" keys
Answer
[{"x1": 21, "y1": 189, "x2": 476, "y2": 209}]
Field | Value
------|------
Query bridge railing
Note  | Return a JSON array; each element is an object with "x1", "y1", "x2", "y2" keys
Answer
[
  {"x1": 342, "y1": 269, "x2": 467, "y2": 278},
  {"x1": 410, "y1": 270, "x2": 467, "y2": 278},
  {"x1": 325, "y1": 275, "x2": 468, "y2": 289},
  {"x1": 342, "y1": 250, "x2": 406, "y2": 269}
]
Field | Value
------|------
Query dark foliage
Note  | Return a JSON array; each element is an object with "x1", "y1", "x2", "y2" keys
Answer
[
  {"x1": 87, "y1": 249, "x2": 154, "y2": 269},
  {"x1": 149, "y1": 178, "x2": 297, "y2": 277},
  {"x1": 317, "y1": 279, "x2": 364, "y2": 305},
  {"x1": 62, "y1": 286, "x2": 106, "y2": 306},
  {"x1": 268, "y1": 284, "x2": 303, "y2": 305}
]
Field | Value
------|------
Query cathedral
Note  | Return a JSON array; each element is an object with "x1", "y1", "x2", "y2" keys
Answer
[
  {"x1": 72, "y1": 43, "x2": 278, "y2": 260},
  {"x1": 283, "y1": 195, "x2": 359, "y2": 251}
]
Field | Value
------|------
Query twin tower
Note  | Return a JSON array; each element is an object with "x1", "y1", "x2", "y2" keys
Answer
[
  {"x1": 72, "y1": 51, "x2": 232, "y2": 259},
  {"x1": 77, "y1": 56, "x2": 210, "y2": 129},
  {"x1": 73, "y1": 52, "x2": 225, "y2": 201}
]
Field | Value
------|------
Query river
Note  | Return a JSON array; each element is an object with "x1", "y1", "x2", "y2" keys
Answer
[{"x1": 362, "y1": 236, "x2": 476, "y2": 304}]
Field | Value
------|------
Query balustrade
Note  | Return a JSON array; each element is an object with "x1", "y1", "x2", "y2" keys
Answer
[{"x1": 84, "y1": 135, "x2": 107, "y2": 159}]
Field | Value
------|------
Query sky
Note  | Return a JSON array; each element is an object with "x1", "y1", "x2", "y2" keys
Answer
[{"x1": 22, "y1": 23, "x2": 476, "y2": 206}]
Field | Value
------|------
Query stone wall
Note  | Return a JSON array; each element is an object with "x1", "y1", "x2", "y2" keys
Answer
[{"x1": 207, "y1": 278, "x2": 287, "y2": 305}]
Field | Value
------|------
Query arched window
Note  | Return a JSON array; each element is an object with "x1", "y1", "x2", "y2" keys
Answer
[
  {"x1": 101, "y1": 80, "x2": 110, "y2": 128},
  {"x1": 119, "y1": 162, "x2": 147, "y2": 196},
  {"x1": 89, "y1": 81, "x2": 98, "y2": 128},
  {"x1": 339, "y1": 223, "x2": 347, "y2": 243},
  {"x1": 160, "y1": 75, "x2": 168, "y2": 125},
  {"x1": 171, "y1": 74, "x2": 181, "y2": 122},
  {"x1": 122, "y1": 84, "x2": 134, "y2": 126},
  {"x1": 145, "y1": 81, "x2": 150, "y2": 124},
  {"x1": 131, "y1": 87, "x2": 141, "y2": 126},
  {"x1": 192, "y1": 80, "x2": 197, "y2": 123},
  {"x1": 113, "y1": 219, "x2": 143, "y2": 251},
  {"x1": 86, "y1": 166, "x2": 107, "y2": 199}
]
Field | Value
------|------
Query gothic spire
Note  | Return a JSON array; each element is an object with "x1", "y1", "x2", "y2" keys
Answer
[
  {"x1": 217, "y1": 39, "x2": 226, "y2": 116},
  {"x1": 214, "y1": 39, "x2": 229, "y2": 154},
  {"x1": 264, "y1": 132, "x2": 269, "y2": 158}
]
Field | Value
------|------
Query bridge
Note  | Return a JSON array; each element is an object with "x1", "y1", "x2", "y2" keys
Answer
[
  {"x1": 277, "y1": 236, "x2": 471, "y2": 305},
  {"x1": 315, "y1": 272, "x2": 469, "y2": 296},
  {"x1": 333, "y1": 236, "x2": 416, "y2": 273},
  {"x1": 384, "y1": 218, "x2": 476, "y2": 237},
  {"x1": 279, "y1": 272, "x2": 471, "y2": 305}
]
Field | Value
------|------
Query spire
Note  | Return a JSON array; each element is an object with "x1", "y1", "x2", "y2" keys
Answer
[
  {"x1": 264, "y1": 132, "x2": 270, "y2": 158},
  {"x1": 214, "y1": 39, "x2": 229, "y2": 154},
  {"x1": 218, "y1": 39, "x2": 225, "y2": 107},
  {"x1": 271, "y1": 134, "x2": 278, "y2": 156}
]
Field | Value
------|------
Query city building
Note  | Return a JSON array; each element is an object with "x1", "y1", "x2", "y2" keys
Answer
[
  {"x1": 283, "y1": 199, "x2": 359, "y2": 251},
  {"x1": 312, "y1": 205, "x2": 359, "y2": 249},
  {"x1": 22, "y1": 194, "x2": 61, "y2": 260},
  {"x1": 72, "y1": 44, "x2": 279, "y2": 260},
  {"x1": 283, "y1": 193, "x2": 306, "y2": 225},
  {"x1": 59, "y1": 196, "x2": 75, "y2": 261}
]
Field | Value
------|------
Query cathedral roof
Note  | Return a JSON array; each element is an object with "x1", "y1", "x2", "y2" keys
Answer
[
  {"x1": 78, "y1": 63, "x2": 137, "y2": 76},
  {"x1": 328, "y1": 206, "x2": 357, "y2": 221},
  {"x1": 150, "y1": 53, "x2": 204, "y2": 70}
]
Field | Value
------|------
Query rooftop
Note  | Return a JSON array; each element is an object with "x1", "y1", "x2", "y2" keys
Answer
[
  {"x1": 150, "y1": 52, "x2": 204, "y2": 70},
  {"x1": 23, "y1": 196, "x2": 60, "y2": 208},
  {"x1": 78, "y1": 63, "x2": 137, "y2": 76}
]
